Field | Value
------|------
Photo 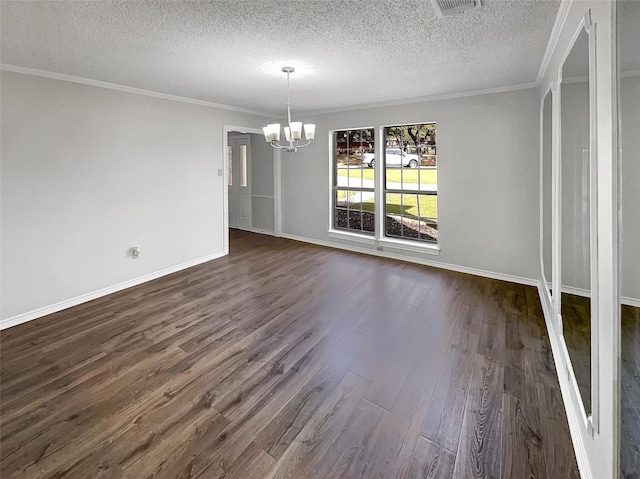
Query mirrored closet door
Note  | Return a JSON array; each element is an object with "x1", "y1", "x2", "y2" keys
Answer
[
  {"x1": 560, "y1": 20, "x2": 593, "y2": 417},
  {"x1": 618, "y1": 1, "x2": 640, "y2": 476}
]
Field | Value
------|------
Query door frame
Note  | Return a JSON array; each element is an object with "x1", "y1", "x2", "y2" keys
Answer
[{"x1": 222, "y1": 125, "x2": 281, "y2": 254}]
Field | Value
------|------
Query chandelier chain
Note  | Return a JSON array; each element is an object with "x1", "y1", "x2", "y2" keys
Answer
[{"x1": 286, "y1": 70, "x2": 292, "y2": 125}]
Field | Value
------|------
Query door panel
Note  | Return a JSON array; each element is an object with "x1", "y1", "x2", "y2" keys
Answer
[
  {"x1": 228, "y1": 135, "x2": 252, "y2": 230},
  {"x1": 227, "y1": 145, "x2": 237, "y2": 227}
]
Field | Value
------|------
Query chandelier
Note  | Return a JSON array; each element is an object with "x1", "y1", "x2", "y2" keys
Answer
[{"x1": 263, "y1": 67, "x2": 315, "y2": 152}]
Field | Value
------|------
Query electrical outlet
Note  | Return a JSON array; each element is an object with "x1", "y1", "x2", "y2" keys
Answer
[{"x1": 131, "y1": 246, "x2": 140, "y2": 259}]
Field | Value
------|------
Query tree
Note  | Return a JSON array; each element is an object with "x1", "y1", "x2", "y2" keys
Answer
[{"x1": 385, "y1": 124, "x2": 436, "y2": 157}]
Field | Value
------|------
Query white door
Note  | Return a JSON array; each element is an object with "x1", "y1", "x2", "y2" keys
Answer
[{"x1": 228, "y1": 135, "x2": 252, "y2": 230}]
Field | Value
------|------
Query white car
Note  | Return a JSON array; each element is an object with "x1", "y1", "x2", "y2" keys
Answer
[{"x1": 362, "y1": 148, "x2": 420, "y2": 168}]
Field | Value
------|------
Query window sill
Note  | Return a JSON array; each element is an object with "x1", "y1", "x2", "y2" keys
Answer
[
  {"x1": 327, "y1": 230, "x2": 439, "y2": 255},
  {"x1": 376, "y1": 237, "x2": 440, "y2": 255},
  {"x1": 328, "y1": 229, "x2": 376, "y2": 245}
]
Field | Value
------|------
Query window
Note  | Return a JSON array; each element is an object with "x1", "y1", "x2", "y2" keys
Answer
[
  {"x1": 384, "y1": 123, "x2": 437, "y2": 243},
  {"x1": 330, "y1": 123, "x2": 438, "y2": 247},
  {"x1": 332, "y1": 128, "x2": 375, "y2": 235},
  {"x1": 227, "y1": 145, "x2": 233, "y2": 186},
  {"x1": 240, "y1": 144, "x2": 248, "y2": 187}
]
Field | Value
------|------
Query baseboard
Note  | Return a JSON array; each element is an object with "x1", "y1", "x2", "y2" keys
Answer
[
  {"x1": 560, "y1": 285, "x2": 639, "y2": 308},
  {"x1": 0, "y1": 251, "x2": 227, "y2": 331},
  {"x1": 279, "y1": 232, "x2": 538, "y2": 287},
  {"x1": 537, "y1": 282, "x2": 592, "y2": 479},
  {"x1": 622, "y1": 296, "x2": 640, "y2": 308},
  {"x1": 561, "y1": 285, "x2": 591, "y2": 298},
  {"x1": 250, "y1": 227, "x2": 276, "y2": 237}
]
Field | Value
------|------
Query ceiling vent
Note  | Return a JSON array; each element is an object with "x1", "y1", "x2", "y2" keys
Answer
[{"x1": 430, "y1": 0, "x2": 481, "y2": 18}]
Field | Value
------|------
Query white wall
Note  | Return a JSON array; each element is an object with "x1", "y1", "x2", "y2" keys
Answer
[
  {"x1": 0, "y1": 71, "x2": 269, "y2": 324},
  {"x1": 280, "y1": 88, "x2": 541, "y2": 282},
  {"x1": 620, "y1": 75, "x2": 640, "y2": 302}
]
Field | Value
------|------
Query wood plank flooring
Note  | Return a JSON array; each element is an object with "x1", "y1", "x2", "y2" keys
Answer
[
  {"x1": 561, "y1": 293, "x2": 591, "y2": 413},
  {"x1": 562, "y1": 293, "x2": 640, "y2": 478},
  {"x1": 0, "y1": 229, "x2": 579, "y2": 478},
  {"x1": 620, "y1": 305, "x2": 639, "y2": 478}
]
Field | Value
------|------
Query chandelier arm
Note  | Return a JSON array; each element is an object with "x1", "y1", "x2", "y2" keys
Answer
[
  {"x1": 264, "y1": 66, "x2": 314, "y2": 153},
  {"x1": 271, "y1": 139, "x2": 312, "y2": 150}
]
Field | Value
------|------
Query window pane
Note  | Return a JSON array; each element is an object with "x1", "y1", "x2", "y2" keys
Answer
[
  {"x1": 335, "y1": 207, "x2": 348, "y2": 230},
  {"x1": 386, "y1": 165, "x2": 424, "y2": 191},
  {"x1": 362, "y1": 210, "x2": 375, "y2": 233},
  {"x1": 420, "y1": 217, "x2": 438, "y2": 242},
  {"x1": 385, "y1": 193, "x2": 437, "y2": 243},
  {"x1": 335, "y1": 189, "x2": 374, "y2": 235},
  {"x1": 361, "y1": 146, "x2": 375, "y2": 169},
  {"x1": 424, "y1": 145, "x2": 437, "y2": 167},
  {"x1": 336, "y1": 189, "x2": 368, "y2": 209},
  {"x1": 333, "y1": 128, "x2": 375, "y2": 236},
  {"x1": 336, "y1": 164, "x2": 375, "y2": 189},
  {"x1": 227, "y1": 145, "x2": 233, "y2": 186},
  {"x1": 419, "y1": 167, "x2": 437, "y2": 191},
  {"x1": 240, "y1": 145, "x2": 247, "y2": 187},
  {"x1": 336, "y1": 166, "x2": 350, "y2": 188},
  {"x1": 383, "y1": 123, "x2": 437, "y2": 243},
  {"x1": 347, "y1": 148, "x2": 360, "y2": 166}
]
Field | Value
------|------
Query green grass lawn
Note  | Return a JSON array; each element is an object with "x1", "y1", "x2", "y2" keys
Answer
[
  {"x1": 337, "y1": 192, "x2": 437, "y2": 219},
  {"x1": 384, "y1": 194, "x2": 437, "y2": 219},
  {"x1": 337, "y1": 168, "x2": 437, "y2": 185}
]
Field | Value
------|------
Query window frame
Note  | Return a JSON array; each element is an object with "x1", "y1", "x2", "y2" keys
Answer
[
  {"x1": 328, "y1": 123, "x2": 440, "y2": 255},
  {"x1": 329, "y1": 127, "x2": 377, "y2": 242},
  {"x1": 381, "y1": 122, "x2": 438, "y2": 246}
]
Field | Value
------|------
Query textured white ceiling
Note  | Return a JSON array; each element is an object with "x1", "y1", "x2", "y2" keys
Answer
[{"x1": 1, "y1": 0, "x2": 561, "y2": 116}]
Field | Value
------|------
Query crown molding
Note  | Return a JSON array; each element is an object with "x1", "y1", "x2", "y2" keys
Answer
[
  {"x1": 0, "y1": 64, "x2": 274, "y2": 118},
  {"x1": 536, "y1": 0, "x2": 574, "y2": 85},
  {"x1": 297, "y1": 81, "x2": 538, "y2": 117}
]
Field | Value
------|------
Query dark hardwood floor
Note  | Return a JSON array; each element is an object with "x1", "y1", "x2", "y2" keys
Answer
[
  {"x1": 561, "y1": 292, "x2": 640, "y2": 478},
  {"x1": 561, "y1": 292, "x2": 592, "y2": 413},
  {"x1": 621, "y1": 304, "x2": 640, "y2": 479},
  {"x1": 0, "y1": 229, "x2": 579, "y2": 478}
]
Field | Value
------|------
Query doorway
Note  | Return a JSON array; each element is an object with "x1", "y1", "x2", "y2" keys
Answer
[{"x1": 224, "y1": 127, "x2": 279, "y2": 253}]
